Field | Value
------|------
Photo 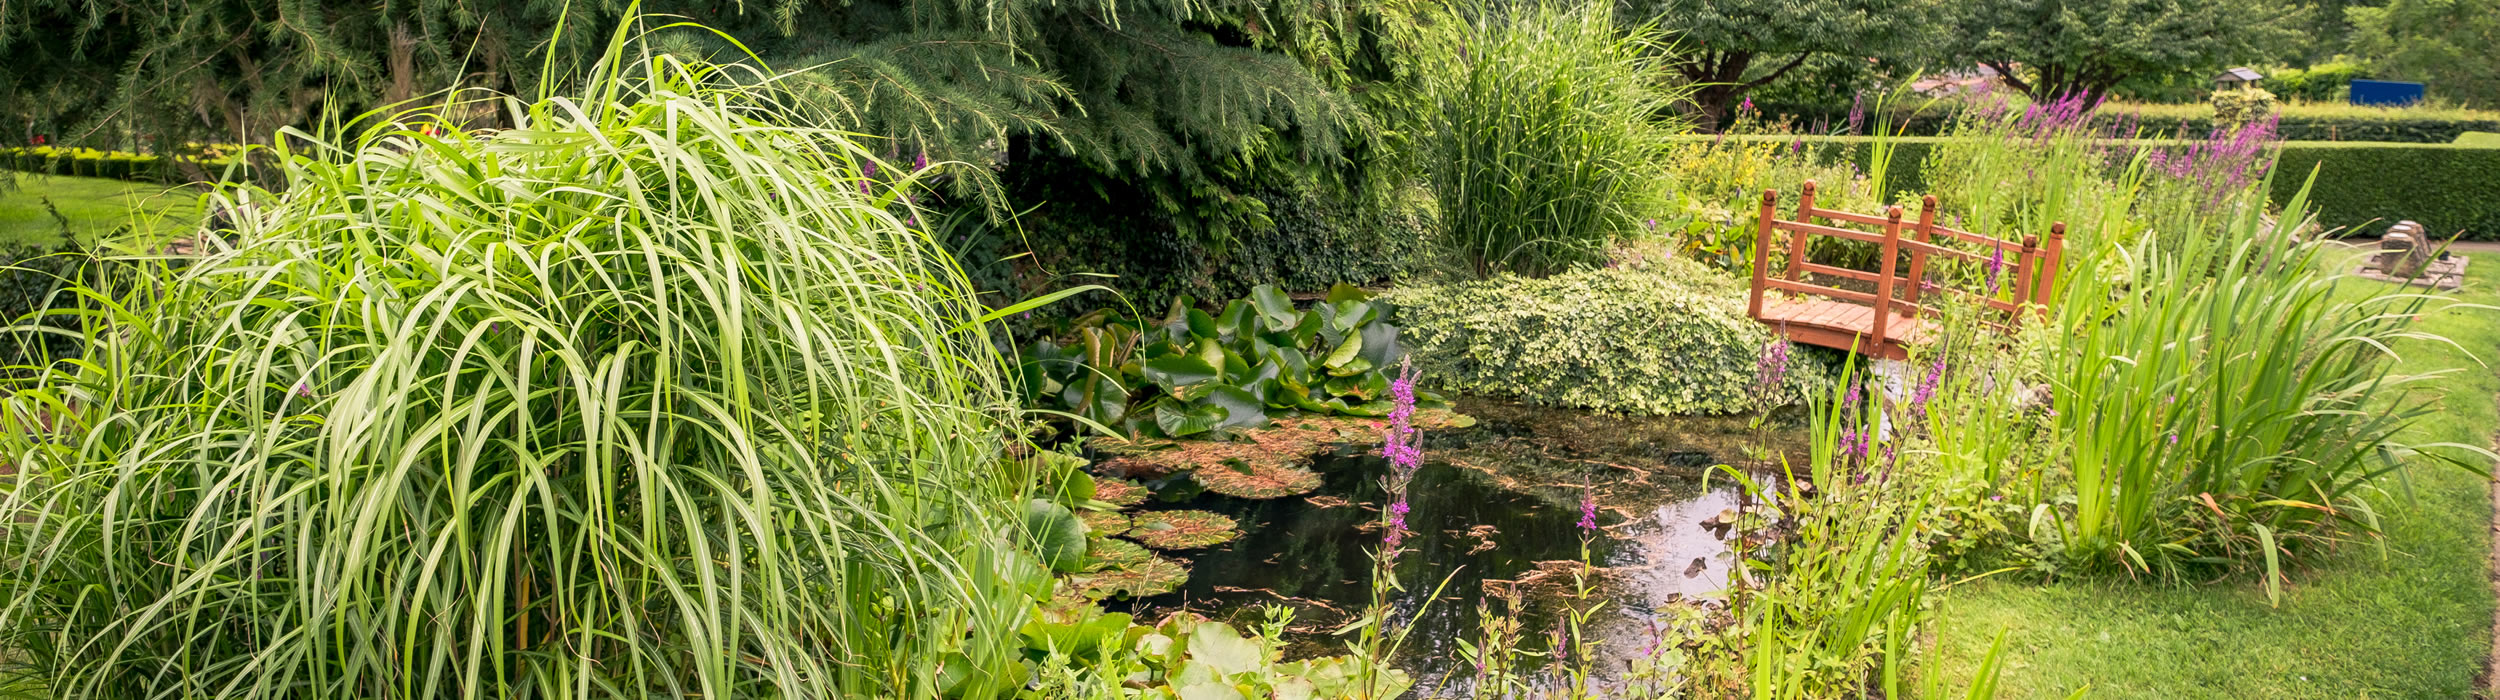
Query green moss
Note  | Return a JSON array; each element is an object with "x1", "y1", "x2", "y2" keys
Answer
[{"x1": 1394, "y1": 258, "x2": 1830, "y2": 416}]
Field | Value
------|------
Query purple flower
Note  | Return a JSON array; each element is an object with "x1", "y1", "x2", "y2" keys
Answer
[
  {"x1": 1910, "y1": 355, "x2": 1944, "y2": 414},
  {"x1": 292, "y1": 381, "x2": 313, "y2": 399},
  {"x1": 1577, "y1": 492, "x2": 1599, "y2": 532},
  {"x1": 1754, "y1": 340, "x2": 1792, "y2": 395},
  {"x1": 1739, "y1": 96, "x2": 1754, "y2": 114},
  {"x1": 913, "y1": 151, "x2": 929, "y2": 172},
  {"x1": 1847, "y1": 92, "x2": 1866, "y2": 135},
  {"x1": 1378, "y1": 359, "x2": 1424, "y2": 552},
  {"x1": 1986, "y1": 246, "x2": 2006, "y2": 295}
]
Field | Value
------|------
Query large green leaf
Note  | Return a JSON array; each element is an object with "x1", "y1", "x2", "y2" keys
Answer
[
  {"x1": 1356, "y1": 321, "x2": 1402, "y2": 371},
  {"x1": 1153, "y1": 400, "x2": 1226, "y2": 437},
  {"x1": 1185, "y1": 308, "x2": 1217, "y2": 339},
  {"x1": 1324, "y1": 282, "x2": 1371, "y2": 304},
  {"x1": 1198, "y1": 385, "x2": 1271, "y2": 432},
  {"x1": 1185, "y1": 622, "x2": 1267, "y2": 675},
  {"x1": 1143, "y1": 355, "x2": 1221, "y2": 392},
  {"x1": 1321, "y1": 333, "x2": 1363, "y2": 371},
  {"x1": 1215, "y1": 300, "x2": 1255, "y2": 340},
  {"x1": 1250, "y1": 284, "x2": 1299, "y2": 332},
  {"x1": 1023, "y1": 500, "x2": 1090, "y2": 573}
]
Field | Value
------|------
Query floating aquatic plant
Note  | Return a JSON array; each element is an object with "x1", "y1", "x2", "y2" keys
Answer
[
  {"x1": 1193, "y1": 460, "x2": 1325, "y2": 499},
  {"x1": 1065, "y1": 553, "x2": 1191, "y2": 599},
  {"x1": 1127, "y1": 510, "x2": 1241, "y2": 550},
  {"x1": 1083, "y1": 537, "x2": 1152, "y2": 571},
  {"x1": 1078, "y1": 510, "x2": 1132, "y2": 536},
  {"x1": 1093, "y1": 476, "x2": 1150, "y2": 507}
]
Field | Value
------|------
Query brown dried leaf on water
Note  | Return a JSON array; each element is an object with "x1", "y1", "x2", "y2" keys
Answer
[
  {"x1": 1683, "y1": 557, "x2": 1708, "y2": 578},
  {"x1": 1092, "y1": 477, "x2": 1149, "y2": 507},
  {"x1": 1192, "y1": 459, "x2": 1323, "y2": 499},
  {"x1": 1305, "y1": 495, "x2": 1352, "y2": 509},
  {"x1": 1127, "y1": 510, "x2": 1240, "y2": 550},
  {"x1": 1077, "y1": 510, "x2": 1130, "y2": 537}
]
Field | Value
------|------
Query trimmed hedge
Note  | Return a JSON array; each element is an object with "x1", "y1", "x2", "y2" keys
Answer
[
  {"x1": 1, "y1": 146, "x2": 245, "y2": 184},
  {"x1": 2270, "y1": 142, "x2": 2500, "y2": 239},
  {"x1": 1393, "y1": 259, "x2": 1829, "y2": 416},
  {"x1": 1749, "y1": 101, "x2": 2500, "y2": 144},
  {"x1": 1692, "y1": 135, "x2": 2500, "y2": 240}
]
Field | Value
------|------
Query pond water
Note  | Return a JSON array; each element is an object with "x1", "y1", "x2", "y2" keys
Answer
[{"x1": 1107, "y1": 397, "x2": 1807, "y2": 688}]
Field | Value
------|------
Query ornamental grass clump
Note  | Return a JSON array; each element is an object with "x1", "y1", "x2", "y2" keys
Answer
[
  {"x1": 1417, "y1": 1, "x2": 1683, "y2": 278},
  {"x1": 0, "y1": 23, "x2": 1042, "y2": 699}
]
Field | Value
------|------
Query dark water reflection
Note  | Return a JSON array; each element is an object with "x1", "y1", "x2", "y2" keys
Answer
[{"x1": 1107, "y1": 397, "x2": 1807, "y2": 689}]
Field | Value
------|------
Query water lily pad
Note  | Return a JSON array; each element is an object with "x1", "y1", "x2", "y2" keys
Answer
[
  {"x1": 1078, "y1": 510, "x2": 1131, "y2": 536},
  {"x1": 1091, "y1": 409, "x2": 1474, "y2": 479},
  {"x1": 1193, "y1": 460, "x2": 1323, "y2": 499},
  {"x1": 1128, "y1": 510, "x2": 1239, "y2": 550},
  {"x1": 1066, "y1": 552, "x2": 1190, "y2": 599},
  {"x1": 1093, "y1": 477, "x2": 1149, "y2": 507},
  {"x1": 1084, "y1": 537, "x2": 1152, "y2": 572}
]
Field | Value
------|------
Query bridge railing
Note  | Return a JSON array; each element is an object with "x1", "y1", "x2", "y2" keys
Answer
[{"x1": 1746, "y1": 180, "x2": 2065, "y2": 352}]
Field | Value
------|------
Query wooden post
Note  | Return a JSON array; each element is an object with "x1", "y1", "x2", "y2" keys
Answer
[
  {"x1": 2011, "y1": 234, "x2": 2040, "y2": 325},
  {"x1": 2037, "y1": 222, "x2": 2066, "y2": 313},
  {"x1": 1902, "y1": 195, "x2": 1938, "y2": 312},
  {"x1": 1784, "y1": 180, "x2": 1816, "y2": 281},
  {"x1": 1750, "y1": 189, "x2": 1778, "y2": 320},
  {"x1": 1871, "y1": 206, "x2": 1904, "y2": 351}
]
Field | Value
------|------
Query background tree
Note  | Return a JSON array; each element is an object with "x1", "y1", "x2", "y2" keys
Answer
[
  {"x1": 2347, "y1": 0, "x2": 2499, "y2": 108},
  {"x1": 1621, "y1": 0, "x2": 1934, "y2": 130},
  {"x1": 1947, "y1": 0, "x2": 2306, "y2": 103}
]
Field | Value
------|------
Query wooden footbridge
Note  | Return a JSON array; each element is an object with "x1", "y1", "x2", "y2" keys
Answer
[{"x1": 1747, "y1": 181, "x2": 2064, "y2": 360}]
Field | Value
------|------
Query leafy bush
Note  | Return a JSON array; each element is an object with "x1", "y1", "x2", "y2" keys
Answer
[
  {"x1": 2266, "y1": 61, "x2": 2364, "y2": 102},
  {"x1": 1416, "y1": 3, "x2": 1680, "y2": 278},
  {"x1": 2210, "y1": 87, "x2": 2278, "y2": 126},
  {"x1": 1018, "y1": 284, "x2": 1429, "y2": 438},
  {"x1": 1394, "y1": 259, "x2": 1826, "y2": 416},
  {"x1": 0, "y1": 33, "x2": 1046, "y2": 698},
  {"x1": 985, "y1": 181, "x2": 1426, "y2": 320}
]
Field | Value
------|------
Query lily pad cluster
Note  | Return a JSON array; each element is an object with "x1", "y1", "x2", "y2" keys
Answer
[
  {"x1": 1017, "y1": 283, "x2": 1443, "y2": 439},
  {"x1": 1090, "y1": 410, "x2": 1477, "y2": 500},
  {"x1": 1125, "y1": 510, "x2": 1240, "y2": 550},
  {"x1": 1000, "y1": 605, "x2": 1412, "y2": 700}
]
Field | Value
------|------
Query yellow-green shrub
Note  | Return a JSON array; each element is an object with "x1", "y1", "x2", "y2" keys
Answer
[{"x1": 1393, "y1": 258, "x2": 1827, "y2": 416}]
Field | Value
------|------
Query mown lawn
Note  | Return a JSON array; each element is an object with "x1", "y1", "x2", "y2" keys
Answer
[
  {"x1": 0, "y1": 173, "x2": 201, "y2": 247},
  {"x1": 1931, "y1": 260, "x2": 2499, "y2": 698}
]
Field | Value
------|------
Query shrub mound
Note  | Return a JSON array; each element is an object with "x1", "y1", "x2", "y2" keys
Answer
[{"x1": 1395, "y1": 259, "x2": 1823, "y2": 415}]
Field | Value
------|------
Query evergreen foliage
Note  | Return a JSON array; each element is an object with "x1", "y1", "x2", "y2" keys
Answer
[
  {"x1": 1617, "y1": 0, "x2": 1936, "y2": 130},
  {"x1": 2348, "y1": 0, "x2": 2500, "y2": 108},
  {"x1": 1945, "y1": 0, "x2": 2306, "y2": 102}
]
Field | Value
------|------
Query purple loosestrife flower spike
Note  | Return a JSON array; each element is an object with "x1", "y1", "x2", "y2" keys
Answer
[
  {"x1": 1986, "y1": 246, "x2": 2006, "y2": 294},
  {"x1": 293, "y1": 381, "x2": 313, "y2": 399},
  {"x1": 1578, "y1": 492, "x2": 1599, "y2": 532},
  {"x1": 913, "y1": 151, "x2": 929, "y2": 172},
  {"x1": 1911, "y1": 355, "x2": 1943, "y2": 414},
  {"x1": 1378, "y1": 358, "x2": 1423, "y2": 552}
]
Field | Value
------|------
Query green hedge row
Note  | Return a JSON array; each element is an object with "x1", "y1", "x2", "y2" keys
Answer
[
  {"x1": 1699, "y1": 135, "x2": 2500, "y2": 240},
  {"x1": 1750, "y1": 102, "x2": 2499, "y2": 144},
  {"x1": 1, "y1": 147, "x2": 246, "y2": 183}
]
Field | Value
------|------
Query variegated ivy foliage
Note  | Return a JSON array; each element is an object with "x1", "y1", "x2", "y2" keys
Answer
[
  {"x1": 1019, "y1": 283, "x2": 1440, "y2": 439},
  {"x1": 1398, "y1": 259, "x2": 1831, "y2": 416}
]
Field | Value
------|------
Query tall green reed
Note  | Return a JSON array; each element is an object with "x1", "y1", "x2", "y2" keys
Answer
[
  {"x1": 2041, "y1": 172, "x2": 2488, "y2": 588},
  {"x1": 1417, "y1": 1, "x2": 1683, "y2": 278},
  {"x1": 0, "y1": 19, "x2": 1044, "y2": 698}
]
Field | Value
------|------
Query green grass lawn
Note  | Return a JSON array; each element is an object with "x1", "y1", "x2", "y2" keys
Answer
[
  {"x1": 0, "y1": 173, "x2": 201, "y2": 247},
  {"x1": 1931, "y1": 264, "x2": 2500, "y2": 698}
]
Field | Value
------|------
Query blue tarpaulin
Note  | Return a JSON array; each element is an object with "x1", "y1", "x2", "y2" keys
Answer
[{"x1": 2350, "y1": 80, "x2": 2426, "y2": 107}]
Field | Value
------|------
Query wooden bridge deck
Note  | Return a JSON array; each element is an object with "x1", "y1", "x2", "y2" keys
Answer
[
  {"x1": 1746, "y1": 181, "x2": 2062, "y2": 359},
  {"x1": 1756, "y1": 297, "x2": 1937, "y2": 361}
]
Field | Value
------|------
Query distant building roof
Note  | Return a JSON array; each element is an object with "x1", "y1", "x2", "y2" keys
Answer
[{"x1": 2216, "y1": 67, "x2": 2265, "y2": 83}]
